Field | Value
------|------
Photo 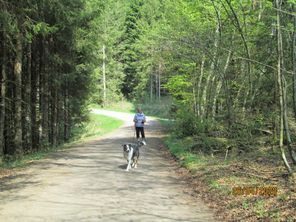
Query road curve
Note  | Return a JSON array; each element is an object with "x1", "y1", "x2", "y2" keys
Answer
[{"x1": 0, "y1": 109, "x2": 216, "y2": 222}]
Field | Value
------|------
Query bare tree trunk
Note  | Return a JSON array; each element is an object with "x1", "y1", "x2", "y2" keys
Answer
[
  {"x1": 38, "y1": 38, "x2": 43, "y2": 146},
  {"x1": 52, "y1": 87, "x2": 58, "y2": 146},
  {"x1": 283, "y1": 76, "x2": 296, "y2": 164},
  {"x1": 249, "y1": 71, "x2": 264, "y2": 107},
  {"x1": 24, "y1": 43, "x2": 32, "y2": 152},
  {"x1": 224, "y1": 0, "x2": 252, "y2": 112},
  {"x1": 5, "y1": 69, "x2": 14, "y2": 155},
  {"x1": 197, "y1": 56, "x2": 205, "y2": 117},
  {"x1": 158, "y1": 63, "x2": 161, "y2": 101},
  {"x1": 224, "y1": 77, "x2": 233, "y2": 129},
  {"x1": 155, "y1": 71, "x2": 158, "y2": 99},
  {"x1": 63, "y1": 84, "x2": 69, "y2": 142},
  {"x1": 201, "y1": 24, "x2": 219, "y2": 119},
  {"x1": 292, "y1": 4, "x2": 296, "y2": 120},
  {"x1": 31, "y1": 42, "x2": 40, "y2": 150},
  {"x1": 201, "y1": 73, "x2": 211, "y2": 119},
  {"x1": 13, "y1": 32, "x2": 23, "y2": 157},
  {"x1": 102, "y1": 45, "x2": 107, "y2": 107},
  {"x1": 192, "y1": 72, "x2": 198, "y2": 117},
  {"x1": 276, "y1": 0, "x2": 292, "y2": 173},
  {"x1": 0, "y1": 36, "x2": 6, "y2": 159},
  {"x1": 41, "y1": 39, "x2": 49, "y2": 145},
  {"x1": 212, "y1": 49, "x2": 232, "y2": 118},
  {"x1": 258, "y1": 0, "x2": 262, "y2": 20},
  {"x1": 57, "y1": 90, "x2": 61, "y2": 144},
  {"x1": 150, "y1": 72, "x2": 153, "y2": 102}
]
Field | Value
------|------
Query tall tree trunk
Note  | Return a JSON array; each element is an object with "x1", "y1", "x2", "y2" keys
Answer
[
  {"x1": 201, "y1": 23, "x2": 219, "y2": 119},
  {"x1": 31, "y1": 42, "x2": 40, "y2": 150},
  {"x1": 56, "y1": 90, "x2": 61, "y2": 144},
  {"x1": 158, "y1": 63, "x2": 161, "y2": 101},
  {"x1": 63, "y1": 84, "x2": 69, "y2": 142},
  {"x1": 155, "y1": 71, "x2": 158, "y2": 99},
  {"x1": 197, "y1": 55, "x2": 205, "y2": 118},
  {"x1": 292, "y1": 4, "x2": 296, "y2": 120},
  {"x1": 51, "y1": 87, "x2": 58, "y2": 146},
  {"x1": 283, "y1": 76, "x2": 296, "y2": 164},
  {"x1": 102, "y1": 44, "x2": 107, "y2": 107},
  {"x1": 13, "y1": 32, "x2": 23, "y2": 157},
  {"x1": 224, "y1": 76, "x2": 233, "y2": 129},
  {"x1": 192, "y1": 70, "x2": 198, "y2": 117},
  {"x1": 37, "y1": 38, "x2": 43, "y2": 147},
  {"x1": 212, "y1": 49, "x2": 232, "y2": 118},
  {"x1": 276, "y1": 0, "x2": 292, "y2": 173},
  {"x1": 24, "y1": 43, "x2": 32, "y2": 152},
  {"x1": 0, "y1": 35, "x2": 6, "y2": 159},
  {"x1": 41, "y1": 39, "x2": 49, "y2": 145},
  {"x1": 5, "y1": 60, "x2": 14, "y2": 155},
  {"x1": 150, "y1": 72, "x2": 153, "y2": 102}
]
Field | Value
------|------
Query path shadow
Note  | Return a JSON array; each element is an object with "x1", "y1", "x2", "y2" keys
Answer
[{"x1": 118, "y1": 164, "x2": 127, "y2": 169}]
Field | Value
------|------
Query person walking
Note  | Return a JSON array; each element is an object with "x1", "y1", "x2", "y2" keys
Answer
[{"x1": 133, "y1": 108, "x2": 146, "y2": 142}]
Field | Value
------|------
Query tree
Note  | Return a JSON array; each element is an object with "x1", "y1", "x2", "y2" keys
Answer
[
  {"x1": 120, "y1": 0, "x2": 143, "y2": 98},
  {"x1": 0, "y1": 0, "x2": 103, "y2": 159}
]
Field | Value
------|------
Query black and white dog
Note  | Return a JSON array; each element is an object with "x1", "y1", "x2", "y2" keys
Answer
[{"x1": 122, "y1": 141, "x2": 146, "y2": 171}]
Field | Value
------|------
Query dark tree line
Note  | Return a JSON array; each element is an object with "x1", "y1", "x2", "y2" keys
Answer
[{"x1": 0, "y1": 0, "x2": 98, "y2": 159}]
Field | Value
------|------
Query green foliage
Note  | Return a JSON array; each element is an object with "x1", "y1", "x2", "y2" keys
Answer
[
  {"x1": 174, "y1": 107, "x2": 197, "y2": 137},
  {"x1": 88, "y1": 0, "x2": 127, "y2": 105},
  {"x1": 120, "y1": 0, "x2": 144, "y2": 98},
  {"x1": 164, "y1": 75, "x2": 193, "y2": 103}
]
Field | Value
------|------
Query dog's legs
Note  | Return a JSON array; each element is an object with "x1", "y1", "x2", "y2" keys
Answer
[
  {"x1": 134, "y1": 160, "x2": 138, "y2": 168},
  {"x1": 126, "y1": 160, "x2": 131, "y2": 171},
  {"x1": 134, "y1": 153, "x2": 139, "y2": 168},
  {"x1": 131, "y1": 158, "x2": 137, "y2": 168},
  {"x1": 126, "y1": 150, "x2": 133, "y2": 171}
]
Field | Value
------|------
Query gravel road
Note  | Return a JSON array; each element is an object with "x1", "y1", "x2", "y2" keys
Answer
[{"x1": 0, "y1": 110, "x2": 215, "y2": 222}]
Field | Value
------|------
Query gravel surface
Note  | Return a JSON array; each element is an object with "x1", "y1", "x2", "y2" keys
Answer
[{"x1": 0, "y1": 110, "x2": 215, "y2": 222}]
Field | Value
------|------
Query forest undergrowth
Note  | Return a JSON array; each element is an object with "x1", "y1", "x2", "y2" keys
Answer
[{"x1": 139, "y1": 99, "x2": 296, "y2": 222}]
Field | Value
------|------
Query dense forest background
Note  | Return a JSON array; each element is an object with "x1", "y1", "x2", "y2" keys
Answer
[
  {"x1": 1, "y1": 0, "x2": 296, "y2": 175},
  {"x1": 1, "y1": 0, "x2": 296, "y2": 220}
]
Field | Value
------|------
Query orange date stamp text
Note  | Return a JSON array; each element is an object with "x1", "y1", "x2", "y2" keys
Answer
[{"x1": 232, "y1": 186, "x2": 277, "y2": 196}]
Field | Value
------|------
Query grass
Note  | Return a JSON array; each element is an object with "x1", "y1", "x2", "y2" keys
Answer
[
  {"x1": 72, "y1": 113, "x2": 123, "y2": 141},
  {"x1": 91, "y1": 100, "x2": 135, "y2": 113},
  {"x1": 163, "y1": 135, "x2": 218, "y2": 171},
  {"x1": 0, "y1": 112, "x2": 123, "y2": 171},
  {"x1": 161, "y1": 124, "x2": 296, "y2": 221}
]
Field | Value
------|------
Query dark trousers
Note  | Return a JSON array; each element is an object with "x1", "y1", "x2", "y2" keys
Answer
[{"x1": 135, "y1": 127, "x2": 145, "y2": 139}]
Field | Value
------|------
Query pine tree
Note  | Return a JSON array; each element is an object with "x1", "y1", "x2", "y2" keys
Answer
[{"x1": 120, "y1": 0, "x2": 143, "y2": 98}]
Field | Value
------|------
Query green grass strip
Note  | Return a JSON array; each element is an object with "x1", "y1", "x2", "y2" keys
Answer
[{"x1": 0, "y1": 113, "x2": 123, "y2": 169}]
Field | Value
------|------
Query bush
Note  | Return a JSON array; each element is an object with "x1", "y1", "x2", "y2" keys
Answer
[{"x1": 174, "y1": 107, "x2": 198, "y2": 137}]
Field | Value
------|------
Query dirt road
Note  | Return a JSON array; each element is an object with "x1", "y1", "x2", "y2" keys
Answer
[{"x1": 0, "y1": 110, "x2": 215, "y2": 221}]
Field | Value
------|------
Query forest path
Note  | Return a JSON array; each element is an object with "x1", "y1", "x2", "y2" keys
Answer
[{"x1": 0, "y1": 110, "x2": 215, "y2": 222}]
